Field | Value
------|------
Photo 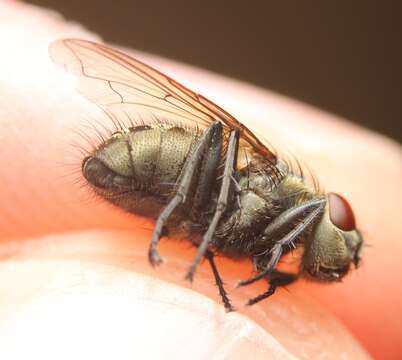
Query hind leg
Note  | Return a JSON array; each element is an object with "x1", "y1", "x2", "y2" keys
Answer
[
  {"x1": 185, "y1": 129, "x2": 239, "y2": 281},
  {"x1": 148, "y1": 121, "x2": 223, "y2": 266}
]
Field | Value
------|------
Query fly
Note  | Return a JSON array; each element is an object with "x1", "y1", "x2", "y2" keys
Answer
[{"x1": 49, "y1": 39, "x2": 363, "y2": 311}]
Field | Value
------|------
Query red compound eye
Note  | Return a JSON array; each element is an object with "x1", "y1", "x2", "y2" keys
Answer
[{"x1": 328, "y1": 193, "x2": 356, "y2": 231}]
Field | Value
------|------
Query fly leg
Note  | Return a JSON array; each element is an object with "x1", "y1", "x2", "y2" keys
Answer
[
  {"x1": 185, "y1": 129, "x2": 240, "y2": 281},
  {"x1": 246, "y1": 271, "x2": 297, "y2": 306},
  {"x1": 205, "y1": 250, "x2": 234, "y2": 312},
  {"x1": 189, "y1": 119, "x2": 223, "y2": 220},
  {"x1": 180, "y1": 123, "x2": 231, "y2": 311},
  {"x1": 148, "y1": 121, "x2": 223, "y2": 266},
  {"x1": 237, "y1": 198, "x2": 326, "y2": 287}
]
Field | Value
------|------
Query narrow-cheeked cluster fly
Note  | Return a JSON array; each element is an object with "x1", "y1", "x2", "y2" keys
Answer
[{"x1": 49, "y1": 39, "x2": 363, "y2": 311}]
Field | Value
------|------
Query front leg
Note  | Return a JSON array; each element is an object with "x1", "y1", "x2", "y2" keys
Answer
[
  {"x1": 237, "y1": 198, "x2": 326, "y2": 287},
  {"x1": 246, "y1": 271, "x2": 297, "y2": 306}
]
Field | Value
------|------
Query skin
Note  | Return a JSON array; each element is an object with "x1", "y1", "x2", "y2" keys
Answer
[{"x1": 0, "y1": 1, "x2": 401, "y2": 359}]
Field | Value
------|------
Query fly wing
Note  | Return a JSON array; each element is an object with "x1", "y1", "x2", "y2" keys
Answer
[{"x1": 49, "y1": 38, "x2": 276, "y2": 163}]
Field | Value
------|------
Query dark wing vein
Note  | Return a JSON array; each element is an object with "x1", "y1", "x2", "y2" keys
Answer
[{"x1": 49, "y1": 38, "x2": 276, "y2": 162}]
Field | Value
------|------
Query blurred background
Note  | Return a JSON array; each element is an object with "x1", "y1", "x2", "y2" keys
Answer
[{"x1": 29, "y1": 1, "x2": 401, "y2": 142}]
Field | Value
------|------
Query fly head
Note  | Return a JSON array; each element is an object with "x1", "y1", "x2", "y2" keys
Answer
[{"x1": 303, "y1": 192, "x2": 363, "y2": 281}]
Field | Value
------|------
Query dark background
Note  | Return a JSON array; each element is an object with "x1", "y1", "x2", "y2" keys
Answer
[{"x1": 30, "y1": 1, "x2": 402, "y2": 142}]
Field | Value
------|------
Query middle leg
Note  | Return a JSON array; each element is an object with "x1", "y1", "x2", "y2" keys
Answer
[{"x1": 205, "y1": 250, "x2": 234, "y2": 312}]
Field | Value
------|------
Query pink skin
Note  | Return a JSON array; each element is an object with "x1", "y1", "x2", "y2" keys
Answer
[{"x1": 0, "y1": 1, "x2": 401, "y2": 359}]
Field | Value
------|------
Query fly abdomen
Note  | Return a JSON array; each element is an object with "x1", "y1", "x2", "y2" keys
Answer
[{"x1": 84, "y1": 125, "x2": 200, "y2": 197}]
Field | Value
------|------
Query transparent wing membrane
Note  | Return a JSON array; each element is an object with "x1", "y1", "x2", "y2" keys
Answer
[{"x1": 49, "y1": 39, "x2": 277, "y2": 165}]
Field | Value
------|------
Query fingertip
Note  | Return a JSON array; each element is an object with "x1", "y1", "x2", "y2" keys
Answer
[{"x1": 0, "y1": 230, "x2": 369, "y2": 359}]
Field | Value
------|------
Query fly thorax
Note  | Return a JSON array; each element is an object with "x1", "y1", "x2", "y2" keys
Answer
[{"x1": 214, "y1": 190, "x2": 276, "y2": 257}]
